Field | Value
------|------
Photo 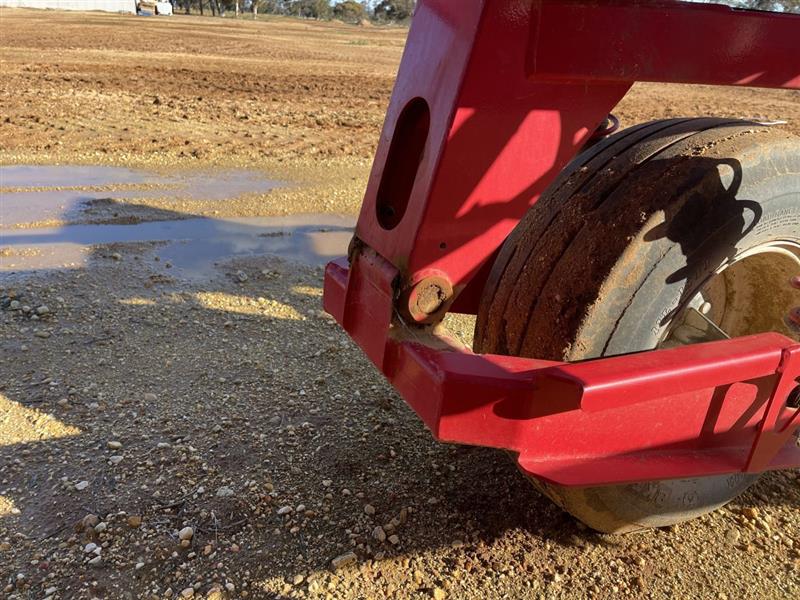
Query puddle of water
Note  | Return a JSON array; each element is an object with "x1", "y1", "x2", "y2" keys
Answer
[
  {"x1": 0, "y1": 165, "x2": 282, "y2": 227},
  {"x1": 0, "y1": 165, "x2": 352, "y2": 280},
  {"x1": 1, "y1": 190, "x2": 148, "y2": 226},
  {"x1": 0, "y1": 214, "x2": 354, "y2": 278},
  {"x1": 0, "y1": 165, "x2": 157, "y2": 189}
]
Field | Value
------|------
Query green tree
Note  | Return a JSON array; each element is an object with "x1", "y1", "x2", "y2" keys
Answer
[
  {"x1": 284, "y1": 0, "x2": 332, "y2": 19},
  {"x1": 253, "y1": 0, "x2": 282, "y2": 15},
  {"x1": 742, "y1": 0, "x2": 800, "y2": 10},
  {"x1": 373, "y1": 0, "x2": 414, "y2": 22},
  {"x1": 691, "y1": 0, "x2": 800, "y2": 12},
  {"x1": 333, "y1": 0, "x2": 367, "y2": 23}
]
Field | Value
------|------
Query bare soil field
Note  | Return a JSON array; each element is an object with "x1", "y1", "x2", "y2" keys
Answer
[{"x1": 1, "y1": 8, "x2": 799, "y2": 600}]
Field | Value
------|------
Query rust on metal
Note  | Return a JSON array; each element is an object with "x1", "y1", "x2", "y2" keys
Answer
[{"x1": 400, "y1": 275, "x2": 454, "y2": 324}]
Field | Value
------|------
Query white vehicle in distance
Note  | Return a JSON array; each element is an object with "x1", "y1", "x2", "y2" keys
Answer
[{"x1": 137, "y1": 1, "x2": 172, "y2": 15}]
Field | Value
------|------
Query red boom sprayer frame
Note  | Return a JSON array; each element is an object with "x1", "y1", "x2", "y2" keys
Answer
[{"x1": 323, "y1": 0, "x2": 800, "y2": 486}]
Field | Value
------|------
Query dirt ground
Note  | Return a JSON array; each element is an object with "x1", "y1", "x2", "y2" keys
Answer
[{"x1": 1, "y1": 8, "x2": 799, "y2": 600}]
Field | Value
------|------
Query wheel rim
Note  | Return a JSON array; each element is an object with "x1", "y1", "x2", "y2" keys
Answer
[{"x1": 660, "y1": 241, "x2": 800, "y2": 347}]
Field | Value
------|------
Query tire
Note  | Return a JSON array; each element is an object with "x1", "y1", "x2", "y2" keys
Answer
[{"x1": 474, "y1": 118, "x2": 800, "y2": 533}]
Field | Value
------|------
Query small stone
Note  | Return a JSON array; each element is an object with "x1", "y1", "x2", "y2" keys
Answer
[
  {"x1": 74, "y1": 480, "x2": 89, "y2": 491},
  {"x1": 45, "y1": 587, "x2": 57, "y2": 596},
  {"x1": 322, "y1": 480, "x2": 332, "y2": 487},
  {"x1": 9, "y1": 300, "x2": 20, "y2": 310},
  {"x1": 277, "y1": 506, "x2": 293, "y2": 516},
  {"x1": 178, "y1": 526, "x2": 194, "y2": 541},
  {"x1": 82, "y1": 514, "x2": 100, "y2": 529},
  {"x1": 107, "y1": 440, "x2": 123, "y2": 450},
  {"x1": 127, "y1": 515, "x2": 142, "y2": 528},
  {"x1": 216, "y1": 486, "x2": 234, "y2": 498},
  {"x1": 88, "y1": 555, "x2": 102, "y2": 566},
  {"x1": 34, "y1": 330, "x2": 51, "y2": 338},
  {"x1": 364, "y1": 504, "x2": 376, "y2": 516},
  {"x1": 207, "y1": 587, "x2": 224, "y2": 600},
  {"x1": 135, "y1": 562, "x2": 145, "y2": 570},
  {"x1": 236, "y1": 270, "x2": 248, "y2": 282},
  {"x1": 388, "y1": 534, "x2": 400, "y2": 545},
  {"x1": 331, "y1": 552, "x2": 357, "y2": 570},
  {"x1": 35, "y1": 305, "x2": 50, "y2": 315},
  {"x1": 94, "y1": 522, "x2": 107, "y2": 533},
  {"x1": 144, "y1": 392, "x2": 157, "y2": 402},
  {"x1": 292, "y1": 574, "x2": 304, "y2": 585},
  {"x1": 372, "y1": 526, "x2": 386, "y2": 542},
  {"x1": 225, "y1": 583, "x2": 235, "y2": 592},
  {"x1": 741, "y1": 507, "x2": 759, "y2": 520},
  {"x1": 725, "y1": 529, "x2": 741, "y2": 544},
  {"x1": 110, "y1": 252, "x2": 122, "y2": 261},
  {"x1": 84, "y1": 542, "x2": 98, "y2": 554},
  {"x1": 109, "y1": 455, "x2": 123, "y2": 465},
  {"x1": 180, "y1": 587, "x2": 195, "y2": 598},
  {"x1": 432, "y1": 588, "x2": 446, "y2": 600}
]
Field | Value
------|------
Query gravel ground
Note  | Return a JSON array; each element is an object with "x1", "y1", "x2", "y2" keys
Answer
[
  {"x1": 2, "y1": 249, "x2": 798, "y2": 600},
  {"x1": 1, "y1": 8, "x2": 799, "y2": 600}
]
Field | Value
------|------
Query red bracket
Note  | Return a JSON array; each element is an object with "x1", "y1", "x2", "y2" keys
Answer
[{"x1": 746, "y1": 346, "x2": 800, "y2": 472}]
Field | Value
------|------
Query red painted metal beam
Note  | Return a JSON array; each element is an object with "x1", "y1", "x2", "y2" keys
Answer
[
  {"x1": 354, "y1": 0, "x2": 631, "y2": 294},
  {"x1": 534, "y1": 333, "x2": 791, "y2": 413},
  {"x1": 746, "y1": 346, "x2": 800, "y2": 472},
  {"x1": 326, "y1": 260, "x2": 800, "y2": 486},
  {"x1": 532, "y1": 1, "x2": 800, "y2": 89}
]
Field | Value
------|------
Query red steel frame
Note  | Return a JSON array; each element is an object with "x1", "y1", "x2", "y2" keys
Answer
[{"x1": 323, "y1": 0, "x2": 800, "y2": 486}]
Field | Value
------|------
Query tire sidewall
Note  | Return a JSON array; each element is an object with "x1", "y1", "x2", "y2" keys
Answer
[{"x1": 602, "y1": 156, "x2": 800, "y2": 355}]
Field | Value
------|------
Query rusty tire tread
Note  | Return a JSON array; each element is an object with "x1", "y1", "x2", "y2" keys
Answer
[
  {"x1": 476, "y1": 118, "x2": 692, "y2": 347},
  {"x1": 475, "y1": 117, "x2": 752, "y2": 356},
  {"x1": 476, "y1": 118, "x2": 800, "y2": 533}
]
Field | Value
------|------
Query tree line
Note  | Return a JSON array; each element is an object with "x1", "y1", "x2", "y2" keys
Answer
[
  {"x1": 171, "y1": 1, "x2": 415, "y2": 23},
  {"x1": 170, "y1": 1, "x2": 798, "y2": 21},
  {"x1": 692, "y1": 0, "x2": 800, "y2": 12},
  {"x1": 736, "y1": 0, "x2": 800, "y2": 10}
]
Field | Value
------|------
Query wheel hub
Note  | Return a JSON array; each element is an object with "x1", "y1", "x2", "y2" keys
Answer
[{"x1": 661, "y1": 241, "x2": 800, "y2": 347}]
